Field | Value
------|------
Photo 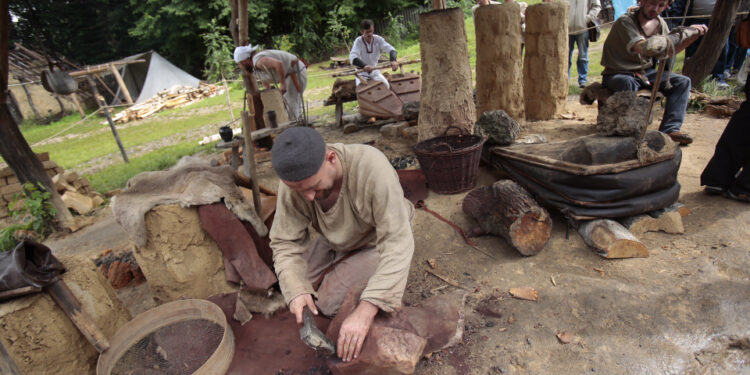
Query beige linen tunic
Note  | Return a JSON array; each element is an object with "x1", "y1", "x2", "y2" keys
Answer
[
  {"x1": 270, "y1": 143, "x2": 415, "y2": 313},
  {"x1": 601, "y1": 11, "x2": 669, "y2": 75}
]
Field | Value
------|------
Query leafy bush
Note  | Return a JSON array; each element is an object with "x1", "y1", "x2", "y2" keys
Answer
[
  {"x1": 384, "y1": 12, "x2": 408, "y2": 46},
  {"x1": 201, "y1": 18, "x2": 237, "y2": 83},
  {"x1": 0, "y1": 183, "x2": 58, "y2": 252}
]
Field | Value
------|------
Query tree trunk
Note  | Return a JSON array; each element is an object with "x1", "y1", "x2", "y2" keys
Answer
[
  {"x1": 475, "y1": 3, "x2": 525, "y2": 121},
  {"x1": 0, "y1": 0, "x2": 73, "y2": 227},
  {"x1": 682, "y1": 0, "x2": 740, "y2": 86},
  {"x1": 228, "y1": 0, "x2": 239, "y2": 46},
  {"x1": 462, "y1": 180, "x2": 552, "y2": 256},
  {"x1": 418, "y1": 8, "x2": 476, "y2": 141},
  {"x1": 578, "y1": 219, "x2": 649, "y2": 258},
  {"x1": 523, "y1": 2, "x2": 570, "y2": 120}
]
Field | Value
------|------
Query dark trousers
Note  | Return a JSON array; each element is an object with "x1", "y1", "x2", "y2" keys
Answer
[{"x1": 700, "y1": 100, "x2": 750, "y2": 195}]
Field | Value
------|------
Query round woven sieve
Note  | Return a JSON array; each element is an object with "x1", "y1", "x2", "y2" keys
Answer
[{"x1": 97, "y1": 299, "x2": 234, "y2": 375}]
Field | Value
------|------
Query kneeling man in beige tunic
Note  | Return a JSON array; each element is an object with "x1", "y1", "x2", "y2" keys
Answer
[{"x1": 269, "y1": 127, "x2": 415, "y2": 363}]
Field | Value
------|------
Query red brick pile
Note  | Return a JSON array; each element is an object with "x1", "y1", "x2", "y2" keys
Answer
[{"x1": 94, "y1": 249, "x2": 146, "y2": 289}]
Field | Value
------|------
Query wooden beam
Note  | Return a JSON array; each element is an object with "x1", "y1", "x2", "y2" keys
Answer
[
  {"x1": 109, "y1": 64, "x2": 133, "y2": 104},
  {"x1": 432, "y1": 0, "x2": 446, "y2": 10},
  {"x1": 0, "y1": 0, "x2": 73, "y2": 227},
  {"x1": 87, "y1": 76, "x2": 129, "y2": 163},
  {"x1": 47, "y1": 280, "x2": 110, "y2": 353},
  {"x1": 68, "y1": 59, "x2": 146, "y2": 78},
  {"x1": 241, "y1": 111, "x2": 262, "y2": 218},
  {"x1": 69, "y1": 93, "x2": 86, "y2": 118}
]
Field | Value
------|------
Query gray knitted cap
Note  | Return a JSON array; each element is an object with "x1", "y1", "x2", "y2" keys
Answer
[{"x1": 271, "y1": 127, "x2": 326, "y2": 181}]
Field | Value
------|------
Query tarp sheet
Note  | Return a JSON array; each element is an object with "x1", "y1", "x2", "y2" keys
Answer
[{"x1": 110, "y1": 51, "x2": 200, "y2": 105}]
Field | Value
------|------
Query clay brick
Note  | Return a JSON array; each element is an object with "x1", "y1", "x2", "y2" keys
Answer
[
  {"x1": 0, "y1": 205, "x2": 9, "y2": 217},
  {"x1": 401, "y1": 126, "x2": 419, "y2": 141},
  {"x1": 6, "y1": 175, "x2": 18, "y2": 185},
  {"x1": 62, "y1": 191, "x2": 94, "y2": 215},
  {"x1": 0, "y1": 177, "x2": 7, "y2": 187},
  {"x1": 54, "y1": 167, "x2": 64, "y2": 175},
  {"x1": 0, "y1": 167, "x2": 13, "y2": 178},
  {"x1": 46, "y1": 169, "x2": 56, "y2": 177},
  {"x1": 0, "y1": 183, "x2": 22, "y2": 195},
  {"x1": 328, "y1": 326, "x2": 426, "y2": 375},
  {"x1": 107, "y1": 261, "x2": 134, "y2": 289},
  {"x1": 64, "y1": 172, "x2": 79, "y2": 184},
  {"x1": 42, "y1": 160, "x2": 58, "y2": 170},
  {"x1": 92, "y1": 195, "x2": 105, "y2": 208},
  {"x1": 380, "y1": 121, "x2": 411, "y2": 138},
  {"x1": 36, "y1": 152, "x2": 50, "y2": 162}
]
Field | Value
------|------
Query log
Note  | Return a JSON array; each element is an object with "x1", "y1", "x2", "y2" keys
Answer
[
  {"x1": 462, "y1": 180, "x2": 552, "y2": 256},
  {"x1": 682, "y1": 0, "x2": 740, "y2": 86},
  {"x1": 475, "y1": 2, "x2": 525, "y2": 121},
  {"x1": 523, "y1": 2, "x2": 570, "y2": 120},
  {"x1": 578, "y1": 219, "x2": 648, "y2": 259},
  {"x1": 418, "y1": 8, "x2": 476, "y2": 141},
  {"x1": 618, "y1": 214, "x2": 659, "y2": 236},
  {"x1": 46, "y1": 279, "x2": 110, "y2": 353}
]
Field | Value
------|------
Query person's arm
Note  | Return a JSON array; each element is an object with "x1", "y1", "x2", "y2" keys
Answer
[
  {"x1": 632, "y1": 24, "x2": 708, "y2": 57},
  {"x1": 336, "y1": 149, "x2": 415, "y2": 361},
  {"x1": 270, "y1": 185, "x2": 317, "y2": 321},
  {"x1": 378, "y1": 36, "x2": 399, "y2": 71},
  {"x1": 349, "y1": 37, "x2": 366, "y2": 69},
  {"x1": 255, "y1": 56, "x2": 287, "y2": 93},
  {"x1": 587, "y1": 0, "x2": 601, "y2": 22}
]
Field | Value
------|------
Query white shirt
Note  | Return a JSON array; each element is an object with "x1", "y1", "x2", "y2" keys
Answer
[{"x1": 349, "y1": 35, "x2": 396, "y2": 68}]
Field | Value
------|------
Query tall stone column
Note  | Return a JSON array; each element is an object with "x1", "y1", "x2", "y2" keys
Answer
[
  {"x1": 523, "y1": 1, "x2": 569, "y2": 120},
  {"x1": 418, "y1": 8, "x2": 477, "y2": 141},
  {"x1": 475, "y1": 2, "x2": 525, "y2": 121}
]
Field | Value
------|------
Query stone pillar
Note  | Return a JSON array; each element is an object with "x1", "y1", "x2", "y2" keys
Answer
[
  {"x1": 475, "y1": 3, "x2": 525, "y2": 121},
  {"x1": 418, "y1": 8, "x2": 477, "y2": 141},
  {"x1": 523, "y1": 2, "x2": 570, "y2": 120}
]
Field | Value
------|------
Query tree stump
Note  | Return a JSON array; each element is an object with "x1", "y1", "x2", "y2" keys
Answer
[
  {"x1": 578, "y1": 219, "x2": 649, "y2": 258},
  {"x1": 523, "y1": 2, "x2": 570, "y2": 120},
  {"x1": 418, "y1": 8, "x2": 477, "y2": 141},
  {"x1": 462, "y1": 180, "x2": 552, "y2": 256},
  {"x1": 475, "y1": 3, "x2": 525, "y2": 121}
]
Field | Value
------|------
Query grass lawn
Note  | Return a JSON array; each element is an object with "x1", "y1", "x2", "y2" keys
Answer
[{"x1": 9, "y1": 9, "x2": 735, "y2": 194}]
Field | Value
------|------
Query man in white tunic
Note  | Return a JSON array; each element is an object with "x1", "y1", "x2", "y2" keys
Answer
[
  {"x1": 234, "y1": 45, "x2": 307, "y2": 121},
  {"x1": 349, "y1": 19, "x2": 399, "y2": 88},
  {"x1": 269, "y1": 127, "x2": 414, "y2": 363}
]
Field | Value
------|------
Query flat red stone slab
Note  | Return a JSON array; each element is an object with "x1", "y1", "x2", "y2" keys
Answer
[{"x1": 208, "y1": 293, "x2": 332, "y2": 374}]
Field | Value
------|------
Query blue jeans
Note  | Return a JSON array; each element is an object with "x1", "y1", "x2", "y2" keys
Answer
[
  {"x1": 602, "y1": 69, "x2": 691, "y2": 134},
  {"x1": 568, "y1": 31, "x2": 589, "y2": 86}
]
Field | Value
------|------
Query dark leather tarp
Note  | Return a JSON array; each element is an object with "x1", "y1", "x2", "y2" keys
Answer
[
  {"x1": 0, "y1": 241, "x2": 64, "y2": 300},
  {"x1": 488, "y1": 133, "x2": 682, "y2": 220}
]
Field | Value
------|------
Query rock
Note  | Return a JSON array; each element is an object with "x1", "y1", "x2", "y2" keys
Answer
[
  {"x1": 596, "y1": 91, "x2": 650, "y2": 137},
  {"x1": 580, "y1": 82, "x2": 613, "y2": 106},
  {"x1": 618, "y1": 214, "x2": 660, "y2": 236},
  {"x1": 328, "y1": 326, "x2": 426, "y2": 375},
  {"x1": 515, "y1": 134, "x2": 548, "y2": 144},
  {"x1": 62, "y1": 190, "x2": 94, "y2": 215},
  {"x1": 92, "y1": 195, "x2": 105, "y2": 208},
  {"x1": 381, "y1": 121, "x2": 411, "y2": 138},
  {"x1": 402, "y1": 101, "x2": 420, "y2": 121},
  {"x1": 475, "y1": 110, "x2": 521, "y2": 146},
  {"x1": 343, "y1": 123, "x2": 359, "y2": 134}
]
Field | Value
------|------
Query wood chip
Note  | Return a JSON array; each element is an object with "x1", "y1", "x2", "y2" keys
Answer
[
  {"x1": 426, "y1": 269, "x2": 464, "y2": 289},
  {"x1": 426, "y1": 258, "x2": 437, "y2": 269},
  {"x1": 593, "y1": 267, "x2": 605, "y2": 276},
  {"x1": 509, "y1": 287, "x2": 538, "y2": 301},
  {"x1": 498, "y1": 327, "x2": 507, "y2": 332},
  {"x1": 507, "y1": 316, "x2": 515, "y2": 324},
  {"x1": 556, "y1": 331, "x2": 582, "y2": 345},
  {"x1": 550, "y1": 275, "x2": 557, "y2": 287}
]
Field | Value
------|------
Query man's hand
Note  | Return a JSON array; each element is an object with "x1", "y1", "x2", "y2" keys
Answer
[
  {"x1": 280, "y1": 83, "x2": 287, "y2": 94},
  {"x1": 390, "y1": 61, "x2": 399, "y2": 71},
  {"x1": 364, "y1": 65, "x2": 374, "y2": 73},
  {"x1": 262, "y1": 82, "x2": 272, "y2": 90},
  {"x1": 289, "y1": 294, "x2": 318, "y2": 324},
  {"x1": 688, "y1": 24, "x2": 708, "y2": 36},
  {"x1": 337, "y1": 300, "x2": 378, "y2": 362}
]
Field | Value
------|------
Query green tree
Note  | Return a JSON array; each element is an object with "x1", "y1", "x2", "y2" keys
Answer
[{"x1": 201, "y1": 19, "x2": 236, "y2": 83}]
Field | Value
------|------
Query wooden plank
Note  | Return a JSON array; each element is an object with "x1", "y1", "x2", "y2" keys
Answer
[
  {"x1": 109, "y1": 64, "x2": 133, "y2": 105},
  {"x1": 0, "y1": 285, "x2": 41, "y2": 300},
  {"x1": 46, "y1": 280, "x2": 110, "y2": 353}
]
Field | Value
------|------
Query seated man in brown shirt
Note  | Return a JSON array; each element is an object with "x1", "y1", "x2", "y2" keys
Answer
[
  {"x1": 269, "y1": 127, "x2": 415, "y2": 363},
  {"x1": 600, "y1": 0, "x2": 707, "y2": 145}
]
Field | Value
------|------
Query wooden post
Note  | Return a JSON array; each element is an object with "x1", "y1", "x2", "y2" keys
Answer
[
  {"x1": 109, "y1": 64, "x2": 133, "y2": 105},
  {"x1": 241, "y1": 111, "x2": 263, "y2": 218},
  {"x1": 86, "y1": 76, "x2": 129, "y2": 163},
  {"x1": 432, "y1": 0, "x2": 446, "y2": 10},
  {"x1": 228, "y1": 0, "x2": 239, "y2": 46},
  {"x1": 418, "y1": 8, "x2": 476, "y2": 141},
  {"x1": 19, "y1": 78, "x2": 42, "y2": 120},
  {"x1": 523, "y1": 1, "x2": 570, "y2": 120},
  {"x1": 335, "y1": 102, "x2": 344, "y2": 127},
  {"x1": 0, "y1": 0, "x2": 73, "y2": 228},
  {"x1": 475, "y1": 3, "x2": 525, "y2": 121},
  {"x1": 69, "y1": 93, "x2": 85, "y2": 118},
  {"x1": 682, "y1": 0, "x2": 740, "y2": 86}
]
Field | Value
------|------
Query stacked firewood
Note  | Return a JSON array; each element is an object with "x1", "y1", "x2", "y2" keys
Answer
[
  {"x1": 52, "y1": 172, "x2": 106, "y2": 216},
  {"x1": 110, "y1": 83, "x2": 224, "y2": 124}
]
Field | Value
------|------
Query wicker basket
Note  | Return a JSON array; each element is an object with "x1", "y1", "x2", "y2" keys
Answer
[{"x1": 413, "y1": 126, "x2": 485, "y2": 194}]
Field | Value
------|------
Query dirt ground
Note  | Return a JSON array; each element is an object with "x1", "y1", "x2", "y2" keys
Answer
[{"x1": 45, "y1": 97, "x2": 750, "y2": 374}]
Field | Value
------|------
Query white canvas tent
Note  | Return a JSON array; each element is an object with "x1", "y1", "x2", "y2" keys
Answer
[{"x1": 110, "y1": 51, "x2": 200, "y2": 105}]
